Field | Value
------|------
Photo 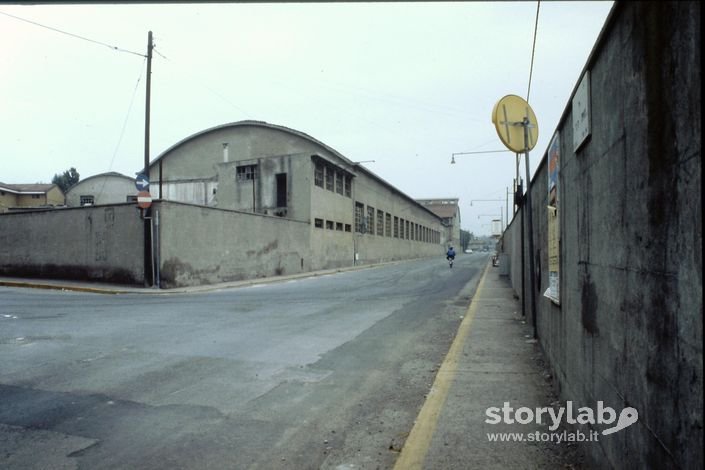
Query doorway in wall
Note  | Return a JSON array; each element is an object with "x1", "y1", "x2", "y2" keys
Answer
[{"x1": 276, "y1": 173, "x2": 287, "y2": 208}]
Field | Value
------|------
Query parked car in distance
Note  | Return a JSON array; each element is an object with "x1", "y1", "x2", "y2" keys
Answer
[{"x1": 465, "y1": 249, "x2": 473, "y2": 254}]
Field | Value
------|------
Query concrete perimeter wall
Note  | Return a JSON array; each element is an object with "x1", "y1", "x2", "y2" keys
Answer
[
  {"x1": 0, "y1": 204, "x2": 144, "y2": 284},
  {"x1": 155, "y1": 201, "x2": 311, "y2": 288},
  {"x1": 501, "y1": 2, "x2": 701, "y2": 468}
]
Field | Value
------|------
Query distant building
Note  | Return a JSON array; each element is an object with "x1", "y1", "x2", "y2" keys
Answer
[
  {"x1": 415, "y1": 198, "x2": 461, "y2": 248},
  {"x1": 0, "y1": 183, "x2": 64, "y2": 212},
  {"x1": 65, "y1": 172, "x2": 136, "y2": 207}
]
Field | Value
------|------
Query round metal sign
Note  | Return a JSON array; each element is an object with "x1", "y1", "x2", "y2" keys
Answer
[
  {"x1": 135, "y1": 173, "x2": 150, "y2": 191},
  {"x1": 137, "y1": 191, "x2": 152, "y2": 209},
  {"x1": 491, "y1": 95, "x2": 539, "y2": 153}
]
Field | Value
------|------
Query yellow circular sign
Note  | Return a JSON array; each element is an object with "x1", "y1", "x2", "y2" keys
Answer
[{"x1": 491, "y1": 95, "x2": 539, "y2": 153}]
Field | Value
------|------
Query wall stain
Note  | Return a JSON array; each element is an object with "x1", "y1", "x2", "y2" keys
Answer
[{"x1": 580, "y1": 273, "x2": 599, "y2": 335}]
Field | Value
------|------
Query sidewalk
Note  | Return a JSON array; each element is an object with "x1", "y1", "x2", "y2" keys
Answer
[{"x1": 396, "y1": 265, "x2": 585, "y2": 469}]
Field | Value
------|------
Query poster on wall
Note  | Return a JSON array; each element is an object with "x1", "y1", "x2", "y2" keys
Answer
[
  {"x1": 572, "y1": 71, "x2": 591, "y2": 152},
  {"x1": 545, "y1": 131, "x2": 560, "y2": 304}
]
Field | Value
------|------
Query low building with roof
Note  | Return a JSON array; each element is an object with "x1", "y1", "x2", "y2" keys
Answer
[
  {"x1": 65, "y1": 172, "x2": 136, "y2": 207},
  {"x1": 0, "y1": 183, "x2": 64, "y2": 212}
]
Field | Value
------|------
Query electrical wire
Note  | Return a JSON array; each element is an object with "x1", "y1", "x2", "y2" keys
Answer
[
  {"x1": 152, "y1": 43, "x2": 253, "y2": 119},
  {"x1": 95, "y1": 57, "x2": 147, "y2": 203},
  {"x1": 526, "y1": 1, "x2": 540, "y2": 103},
  {"x1": 0, "y1": 10, "x2": 146, "y2": 58}
]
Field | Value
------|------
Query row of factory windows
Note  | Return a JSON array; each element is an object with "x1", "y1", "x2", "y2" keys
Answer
[
  {"x1": 314, "y1": 210, "x2": 439, "y2": 243},
  {"x1": 353, "y1": 202, "x2": 440, "y2": 243},
  {"x1": 314, "y1": 218, "x2": 352, "y2": 232},
  {"x1": 314, "y1": 162, "x2": 352, "y2": 197}
]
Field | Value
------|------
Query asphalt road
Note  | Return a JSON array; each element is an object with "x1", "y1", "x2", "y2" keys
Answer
[{"x1": 1, "y1": 254, "x2": 489, "y2": 469}]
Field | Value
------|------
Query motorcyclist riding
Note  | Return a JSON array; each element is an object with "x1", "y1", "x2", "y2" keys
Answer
[{"x1": 446, "y1": 246, "x2": 456, "y2": 262}]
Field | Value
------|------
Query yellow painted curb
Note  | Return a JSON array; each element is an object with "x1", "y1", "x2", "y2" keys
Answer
[{"x1": 393, "y1": 262, "x2": 490, "y2": 470}]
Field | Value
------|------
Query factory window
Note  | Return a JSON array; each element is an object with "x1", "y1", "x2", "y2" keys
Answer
[
  {"x1": 385, "y1": 213, "x2": 391, "y2": 237},
  {"x1": 314, "y1": 162, "x2": 324, "y2": 187},
  {"x1": 314, "y1": 218, "x2": 323, "y2": 228},
  {"x1": 376, "y1": 210, "x2": 384, "y2": 236},
  {"x1": 355, "y1": 202, "x2": 364, "y2": 233},
  {"x1": 32, "y1": 194, "x2": 41, "y2": 199},
  {"x1": 345, "y1": 224, "x2": 352, "y2": 232},
  {"x1": 236, "y1": 164, "x2": 257, "y2": 181},
  {"x1": 344, "y1": 175, "x2": 352, "y2": 197},
  {"x1": 336, "y1": 222, "x2": 343, "y2": 231},
  {"x1": 80, "y1": 195, "x2": 94, "y2": 206},
  {"x1": 126, "y1": 195, "x2": 138, "y2": 203},
  {"x1": 326, "y1": 220, "x2": 334, "y2": 230},
  {"x1": 410, "y1": 223, "x2": 415, "y2": 241},
  {"x1": 336, "y1": 172, "x2": 344, "y2": 195},
  {"x1": 399, "y1": 218, "x2": 405, "y2": 239},
  {"x1": 394, "y1": 216, "x2": 399, "y2": 238},
  {"x1": 406, "y1": 221, "x2": 410, "y2": 239},
  {"x1": 367, "y1": 206, "x2": 375, "y2": 235},
  {"x1": 325, "y1": 166, "x2": 334, "y2": 192}
]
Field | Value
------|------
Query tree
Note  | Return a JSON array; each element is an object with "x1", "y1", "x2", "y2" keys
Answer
[{"x1": 52, "y1": 167, "x2": 80, "y2": 193}]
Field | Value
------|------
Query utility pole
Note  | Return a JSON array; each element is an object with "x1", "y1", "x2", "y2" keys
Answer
[
  {"x1": 143, "y1": 31, "x2": 154, "y2": 287},
  {"x1": 523, "y1": 116, "x2": 538, "y2": 338},
  {"x1": 491, "y1": 94, "x2": 539, "y2": 337}
]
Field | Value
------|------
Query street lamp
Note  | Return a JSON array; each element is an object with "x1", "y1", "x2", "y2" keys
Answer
[
  {"x1": 470, "y1": 198, "x2": 503, "y2": 206},
  {"x1": 471, "y1": 198, "x2": 510, "y2": 230},
  {"x1": 477, "y1": 206, "x2": 505, "y2": 230},
  {"x1": 451, "y1": 150, "x2": 512, "y2": 164}
]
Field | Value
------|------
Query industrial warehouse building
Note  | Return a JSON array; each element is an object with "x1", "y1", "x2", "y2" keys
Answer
[
  {"x1": 65, "y1": 172, "x2": 136, "y2": 207},
  {"x1": 0, "y1": 121, "x2": 455, "y2": 287}
]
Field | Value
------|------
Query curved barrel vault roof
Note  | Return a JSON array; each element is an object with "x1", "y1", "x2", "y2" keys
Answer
[
  {"x1": 149, "y1": 120, "x2": 353, "y2": 168},
  {"x1": 148, "y1": 120, "x2": 444, "y2": 221}
]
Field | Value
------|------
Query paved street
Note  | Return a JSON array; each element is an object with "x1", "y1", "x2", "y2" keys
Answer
[{"x1": 1, "y1": 254, "x2": 487, "y2": 469}]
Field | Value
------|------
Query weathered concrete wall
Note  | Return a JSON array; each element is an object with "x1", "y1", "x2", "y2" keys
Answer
[
  {"x1": 217, "y1": 153, "x2": 311, "y2": 222},
  {"x1": 155, "y1": 201, "x2": 311, "y2": 288},
  {"x1": 0, "y1": 204, "x2": 143, "y2": 284},
  {"x1": 501, "y1": 2, "x2": 702, "y2": 468}
]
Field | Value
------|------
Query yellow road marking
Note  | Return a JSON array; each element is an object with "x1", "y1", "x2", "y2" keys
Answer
[{"x1": 393, "y1": 262, "x2": 490, "y2": 470}]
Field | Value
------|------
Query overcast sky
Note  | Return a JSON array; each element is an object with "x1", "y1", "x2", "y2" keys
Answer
[{"x1": 0, "y1": 1, "x2": 613, "y2": 236}]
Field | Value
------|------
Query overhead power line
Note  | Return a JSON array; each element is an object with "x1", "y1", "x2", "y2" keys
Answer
[
  {"x1": 151, "y1": 42, "x2": 253, "y2": 118},
  {"x1": 95, "y1": 57, "x2": 147, "y2": 203},
  {"x1": 0, "y1": 10, "x2": 146, "y2": 58},
  {"x1": 526, "y1": 1, "x2": 540, "y2": 103}
]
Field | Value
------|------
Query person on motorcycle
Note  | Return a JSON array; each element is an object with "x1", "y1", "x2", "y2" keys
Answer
[{"x1": 446, "y1": 246, "x2": 456, "y2": 262}]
